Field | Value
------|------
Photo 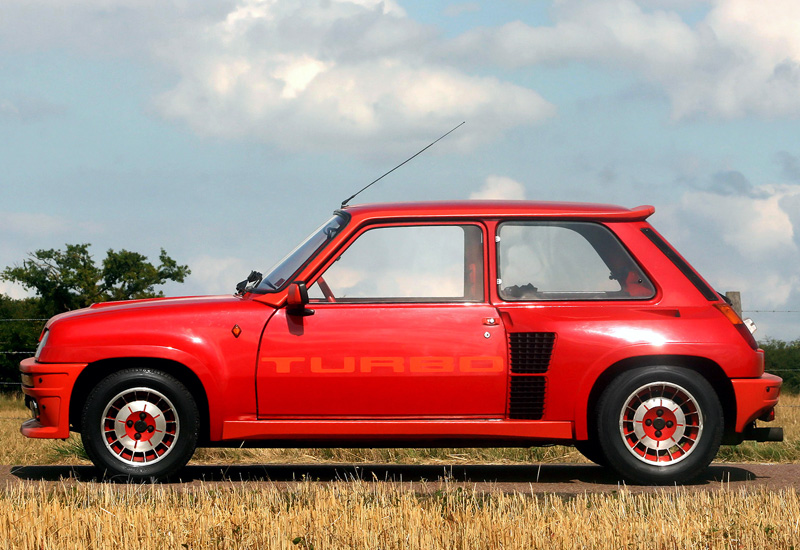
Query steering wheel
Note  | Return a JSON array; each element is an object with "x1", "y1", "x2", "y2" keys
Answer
[{"x1": 317, "y1": 276, "x2": 336, "y2": 303}]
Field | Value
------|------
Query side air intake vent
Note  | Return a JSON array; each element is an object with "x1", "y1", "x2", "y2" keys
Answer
[
  {"x1": 509, "y1": 332, "x2": 556, "y2": 374},
  {"x1": 508, "y1": 376, "x2": 546, "y2": 419}
]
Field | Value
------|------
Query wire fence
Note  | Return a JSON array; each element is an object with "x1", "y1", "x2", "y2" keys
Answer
[
  {"x1": 0, "y1": 318, "x2": 41, "y2": 362},
  {"x1": 745, "y1": 310, "x2": 800, "y2": 314}
]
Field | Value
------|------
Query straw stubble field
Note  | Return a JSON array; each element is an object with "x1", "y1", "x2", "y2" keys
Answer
[{"x1": 1, "y1": 393, "x2": 799, "y2": 549}]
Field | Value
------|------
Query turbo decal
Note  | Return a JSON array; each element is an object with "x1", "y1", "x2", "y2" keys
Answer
[{"x1": 261, "y1": 356, "x2": 504, "y2": 374}]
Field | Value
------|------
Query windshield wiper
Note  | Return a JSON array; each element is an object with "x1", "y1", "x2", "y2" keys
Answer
[{"x1": 235, "y1": 270, "x2": 263, "y2": 295}]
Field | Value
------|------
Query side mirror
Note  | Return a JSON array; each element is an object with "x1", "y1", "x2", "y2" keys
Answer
[{"x1": 286, "y1": 281, "x2": 314, "y2": 316}]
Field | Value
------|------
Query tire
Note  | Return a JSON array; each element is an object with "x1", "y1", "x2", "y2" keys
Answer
[
  {"x1": 574, "y1": 439, "x2": 608, "y2": 467},
  {"x1": 596, "y1": 366, "x2": 723, "y2": 485},
  {"x1": 81, "y1": 368, "x2": 199, "y2": 481}
]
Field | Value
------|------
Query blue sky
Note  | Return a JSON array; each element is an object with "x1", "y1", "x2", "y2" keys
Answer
[{"x1": 2, "y1": 0, "x2": 800, "y2": 340}]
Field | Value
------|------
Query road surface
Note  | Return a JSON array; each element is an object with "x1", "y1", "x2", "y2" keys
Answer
[{"x1": 3, "y1": 463, "x2": 799, "y2": 494}]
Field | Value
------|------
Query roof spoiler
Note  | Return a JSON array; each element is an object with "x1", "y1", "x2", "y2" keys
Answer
[{"x1": 629, "y1": 205, "x2": 656, "y2": 221}]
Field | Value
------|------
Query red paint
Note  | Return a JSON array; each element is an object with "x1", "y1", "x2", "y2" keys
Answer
[
  {"x1": 731, "y1": 374, "x2": 782, "y2": 432},
  {"x1": 18, "y1": 200, "x2": 780, "y2": 462}
]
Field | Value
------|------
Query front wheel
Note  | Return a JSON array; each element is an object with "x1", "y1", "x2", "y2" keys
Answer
[
  {"x1": 81, "y1": 368, "x2": 199, "y2": 481},
  {"x1": 596, "y1": 366, "x2": 723, "y2": 485}
]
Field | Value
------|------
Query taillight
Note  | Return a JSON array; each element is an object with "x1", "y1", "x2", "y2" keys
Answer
[{"x1": 715, "y1": 304, "x2": 757, "y2": 350}]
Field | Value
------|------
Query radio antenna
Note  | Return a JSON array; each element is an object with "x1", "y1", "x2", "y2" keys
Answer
[{"x1": 340, "y1": 121, "x2": 465, "y2": 208}]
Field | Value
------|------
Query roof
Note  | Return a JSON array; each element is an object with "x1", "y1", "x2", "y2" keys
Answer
[{"x1": 338, "y1": 201, "x2": 655, "y2": 222}]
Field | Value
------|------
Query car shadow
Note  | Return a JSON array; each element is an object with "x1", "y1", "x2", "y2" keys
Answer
[{"x1": 9, "y1": 463, "x2": 758, "y2": 488}]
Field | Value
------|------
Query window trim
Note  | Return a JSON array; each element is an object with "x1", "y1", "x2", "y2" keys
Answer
[
  {"x1": 495, "y1": 220, "x2": 656, "y2": 302},
  {"x1": 307, "y1": 221, "x2": 489, "y2": 305}
]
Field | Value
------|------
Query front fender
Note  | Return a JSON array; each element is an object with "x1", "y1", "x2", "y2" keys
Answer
[{"x1": 37, "y1": 298, "x2": 275, "y2": 440}]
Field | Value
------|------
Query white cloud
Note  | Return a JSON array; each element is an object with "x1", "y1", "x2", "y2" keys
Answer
[
  {"x1": 4, "y1": 0, "x2": 798, "y2": 131},
  {"x1": 183, "y1": 254, "x2": 251, "y2": 296},
  {"x1": 158, "y1": 54, "x2": 552, "y2": 155},
  {"x1": 448, "y1": 1, "x2": 700, "y2": 70},
  {"x1": 656, "y1": 183, "x2": 800, "y2": 328},
  {"x1": 645, "y1": 181, "x2": 800, "y2": 339},
  {"x1": 448, "y1": 0, "x2": 800, "y2": 120},
  {"x1": 443, "y1": 3, "x2": 481, "y2": 17},
  {"x1": 469, "y1": 175, "x2": 527, "y2": 200},
  {"x1": 148, "y1": 0, "x2": 554, "y2": 155},
  {"x1": 0, "y1": 281, "x2": 31, "y2": 300},
  {"x1": 676, "y1": 188, "x2": 796, "y2": 259},
  {"x1": 0, "y1": 213, "x2": 63, "y2": 237}
]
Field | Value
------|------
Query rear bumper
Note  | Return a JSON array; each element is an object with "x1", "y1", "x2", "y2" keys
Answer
[
  {"x1": 731, "y1": 373, "x2": 782, "y2": 433},
  {"x1": 19, "y1": 358, "x2": 87, "y2": 439}
]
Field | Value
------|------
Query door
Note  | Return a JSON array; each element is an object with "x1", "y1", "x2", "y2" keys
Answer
[{"x1": 256, "y1": 222, "x2": 509, "y2": 417}]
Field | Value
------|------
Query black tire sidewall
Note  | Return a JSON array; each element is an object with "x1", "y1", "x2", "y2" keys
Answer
[
  {"x1": 81, "y1": 368, "x2": 199, "y2": 481},
  {"x1": 574, "y1": 439, "x2": 608, "y2": 467},
  {"x1": 596, "y1": 366, "x2": 723, "y2": 485}
]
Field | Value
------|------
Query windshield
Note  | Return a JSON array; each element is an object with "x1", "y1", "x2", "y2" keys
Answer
[{"x1": 253, "y1": 213, "x2": 348, "y2": 293}]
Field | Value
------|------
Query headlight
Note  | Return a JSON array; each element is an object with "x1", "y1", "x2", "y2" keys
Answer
[
  {"x1": 21, "y1": 374, "x2": 35, "y2": 387},
  {"x1": 34, "y1": 329, "x2": 49, "y2": 360}
]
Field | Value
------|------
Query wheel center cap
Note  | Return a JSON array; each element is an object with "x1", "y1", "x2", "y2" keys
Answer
[
  {"x1": 134, "y1": 420, "x2": 149, "y2": 433},
  {"x1": 641, "y1": 406, "x2": 679, "y2": 441}
]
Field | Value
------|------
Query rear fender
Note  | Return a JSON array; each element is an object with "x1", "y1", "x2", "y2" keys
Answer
[{"x1": 573, "y1": 349, "x2": 735, "y2": 440}]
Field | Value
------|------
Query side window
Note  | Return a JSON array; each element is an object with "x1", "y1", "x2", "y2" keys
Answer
[
  {"x1": 497, "y1": 222, "x2": 655, "y2": 301},
  {"x1": 309, "y1": 224, "x2": 484, "y2": 302}
]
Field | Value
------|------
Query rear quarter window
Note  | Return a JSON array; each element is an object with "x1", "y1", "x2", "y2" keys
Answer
[{"x1": 497, "y1": 221, "x2": 655, "y2": 301}]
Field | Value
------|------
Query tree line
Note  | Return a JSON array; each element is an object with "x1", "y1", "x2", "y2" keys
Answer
[
  {"x1": 0, "y1": 244, "x2": 189, "y2": 386},
  {"x1": 761, "y1": 339, "x2": 800, "y2": 393}
]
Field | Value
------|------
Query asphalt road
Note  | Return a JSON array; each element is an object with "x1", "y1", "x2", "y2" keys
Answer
[{"x1": 3, "y1": 463, "x2": 799, "y2": 494}]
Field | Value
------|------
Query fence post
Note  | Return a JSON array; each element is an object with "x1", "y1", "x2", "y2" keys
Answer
[{"x1": 726, "y1": 291, "x2": 742, "y2": 318}]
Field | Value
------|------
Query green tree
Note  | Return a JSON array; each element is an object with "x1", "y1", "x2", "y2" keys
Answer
[
  {"x1": 0, "y1": 296, "x2": 43, "y2": 388},
  {"x1": 0, "y1": 244, "x2": 190, "y2": 385},
  {"x1": 760, "y1": 338, "x2": 800, "y2": 393},
  {"x1": 2, "y1": 244, "x2": 190, "y2": 317}
]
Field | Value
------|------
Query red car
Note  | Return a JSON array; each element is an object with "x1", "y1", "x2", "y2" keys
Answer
[{"x1": 20, "y1": 201, "x2": 782, "y2": 484}]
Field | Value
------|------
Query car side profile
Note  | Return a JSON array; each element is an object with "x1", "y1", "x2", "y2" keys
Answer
[{"x1": 20, "y1": 201, "x2": 782, "y2": 484}]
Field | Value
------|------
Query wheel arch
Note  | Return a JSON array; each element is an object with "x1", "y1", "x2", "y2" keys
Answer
[
  {"x1": 577, "y1": 354, "x2": 735, "y2": 441},
  {"x1": 69, "y1": 357, "x2": 212, "y2": 445}
]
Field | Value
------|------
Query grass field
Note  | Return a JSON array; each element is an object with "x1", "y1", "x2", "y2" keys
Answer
[
  {"x1": 0, "y1": 481, "x2": 799, "y2": 549},
  {"x1": 2, "y1": 393, "x2": 799, "y2": 549},
  {"x1": 2, "y1": 391, "x2": 798, "y2": 466}
]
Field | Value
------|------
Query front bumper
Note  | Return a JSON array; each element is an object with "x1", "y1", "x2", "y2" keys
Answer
[
  {"x1": 731, "y1": 372, "x2": 782, "y2": 433},
  {"x1": 19, "y1": 358, "x2": 87, "y2": 439}
]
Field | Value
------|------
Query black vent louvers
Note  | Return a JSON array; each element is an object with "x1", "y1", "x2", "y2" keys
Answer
[
  {"x1": 507, "y1": 332, "x2": 555, "y2": 420},
  {"x1": 508, "y1": 377, "x2": 546, "y2": 419},
  {"x1": 509, "y1": 332, "x2": 555, "y2": 373}
]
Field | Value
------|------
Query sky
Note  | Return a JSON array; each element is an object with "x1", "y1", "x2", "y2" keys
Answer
[{"x1": 1, "y1": 0, "x2": 800, "y2": 340}]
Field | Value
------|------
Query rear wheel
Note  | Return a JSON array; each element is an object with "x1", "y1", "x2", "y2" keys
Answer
[
  {"x1": 596, "y1": 366, "x2": 722, "y2": 485},
  {"x1": 81, "y1": 368, "x2": 199, "y2": 481},
  {"x1": 574, "y1": 439, "x2": 608, "y2": 466}
]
